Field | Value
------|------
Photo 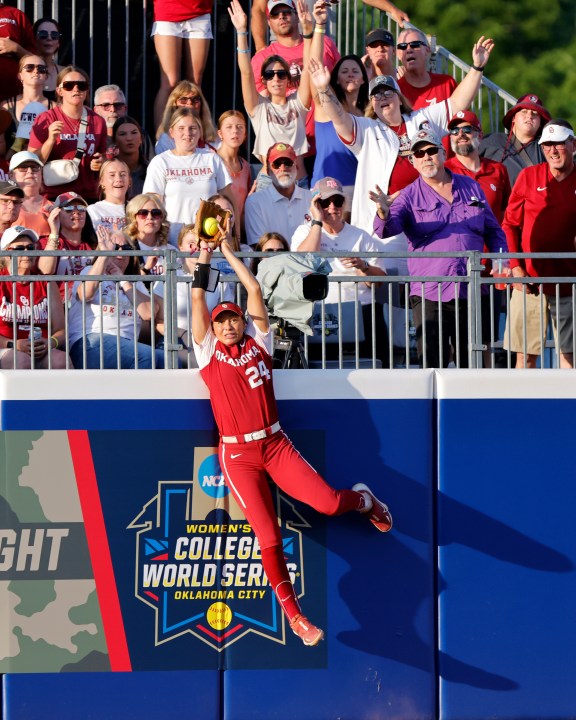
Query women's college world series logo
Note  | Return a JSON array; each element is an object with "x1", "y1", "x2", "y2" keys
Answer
[{"x1": 129, "y1": 447, "x2": 310, "y2": 651}]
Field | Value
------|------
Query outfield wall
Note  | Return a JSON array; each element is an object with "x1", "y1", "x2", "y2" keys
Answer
[{"x1": 1, "y1": 370, "x2": 574, "y2": 720}]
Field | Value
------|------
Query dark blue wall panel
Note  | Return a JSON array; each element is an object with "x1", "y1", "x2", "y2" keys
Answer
[
  {"x1": 438, "y1": 394, "x2": 576, "y2": 720},
  {"x1": 3, "y1": 672, "x2": 221, "y2": 720}
]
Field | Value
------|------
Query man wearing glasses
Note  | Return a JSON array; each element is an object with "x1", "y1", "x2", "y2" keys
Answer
[
  {"x1": 244, "y1": 142, "x2": 311, "y2": 247},
  {"x1": 502, "y1": 120, "x2": 576, "y2": 369},
  {"x1": 93, "y1": 83, "x2": 154, "y2": 161},
  {"x1": 372, "y1": 129, "x2": 507, "y2": 368},
  {"x1": 396, "y1": 29, "x2": 456, "y2": 110},
  {"x1": 93, "y1": 85, "x2": 128, "y2": 134},
  {"x1": 445, "y1": 110, "x2": 511, "y2": 223},
  {"x1": 0, "y1": 180, "x2": 24, "y2": 236}
]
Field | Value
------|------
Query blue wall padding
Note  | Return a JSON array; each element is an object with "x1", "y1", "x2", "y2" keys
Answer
[
  {"x1": 437, "y1": 396, "x2": 576, "y2": 720},
  {"x1": 3, "y1": 672, "x2": 221, "y2": 720}
]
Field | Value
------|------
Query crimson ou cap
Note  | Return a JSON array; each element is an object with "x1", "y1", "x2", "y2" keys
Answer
[
  {"x1": 211, "y1": 302, "x2": 245, "y2": 322},
  {"x1": 447, "y1": 110, "x2": 482, "y2": 131}
]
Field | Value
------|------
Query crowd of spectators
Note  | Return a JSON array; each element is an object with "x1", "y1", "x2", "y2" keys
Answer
[{"x1": 0, "y1": 0, "x2": 574, "y2": 370}]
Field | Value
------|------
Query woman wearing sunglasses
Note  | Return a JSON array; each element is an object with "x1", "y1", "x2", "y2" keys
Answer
[
  {"x1": 0, "y1": 225, "x2": 68, "y2": 369},
  {"x1": 125, "y1": 193, "x2": 172, "y2": 277},
  {"x1": 38, "y1": 191, "x2": 97, "y2": 300},
  {"x1": 32, "y1": 18, "x2": 64, "y2": 101},
  {"x1": 155, "y1": 80, "x2": 217, "y2": 154},
  {"x1": 309, "y1": 35, "x2": 495, "y2": 236},
  {"x1": 8, "y1": 151, "x2": 50, "y2": 235},
  {"x1": 67, "y1": 229, "x2": 165, "y2": 369},
  {"x1": 144, "y1": 108, "x2": 231, "y2": 245},
  {"x1": 28, "y1": 65, "x2": 107, "y2": 202},
  {"x1": 87, "y1": 158, "x2": 131, "y2": 231},
  {"x1": 292, "y1": 176, "x2": 389, "y2": 366},
  {"x1": 228, "y1": 0, "x2": 317, "y2": 188},
  {"x1": 1, "y1": 55, "x2": 53, "y2": 156}
]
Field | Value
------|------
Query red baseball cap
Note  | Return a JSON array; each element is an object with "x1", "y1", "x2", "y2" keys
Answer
[
  {"x1": 448, "y1": 110, "x2": 482, "y2": 131},
  {"x1": 54, "y1": 191, "x2": 88, "y2": 208},
  {"x1": 211, "y1": 302, "x2": 244, "y2": 321},
  {"x1": 266, "y1": 142, "x2": 297, "y2": 165}
]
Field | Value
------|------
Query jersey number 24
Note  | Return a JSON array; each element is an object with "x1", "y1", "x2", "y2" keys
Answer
[{"x1": 246, "y1": 361, "x2": 271, "y2": 389}]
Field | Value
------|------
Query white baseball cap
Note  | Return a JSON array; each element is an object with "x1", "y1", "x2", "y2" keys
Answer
[
  {"x1": 538, "y1": 122, "x2": 575, "y2": 145},
  {"x1": 9, "y1": 151, "x2": 44, "y2": 171},
  {"x1": 0, "y1": 225, "x2": 40, "y2": 251}
]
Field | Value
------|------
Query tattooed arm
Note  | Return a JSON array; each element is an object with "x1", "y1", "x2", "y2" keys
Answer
[{"x1": 309, "y1": 57, "x2": 355, "y2": 143}]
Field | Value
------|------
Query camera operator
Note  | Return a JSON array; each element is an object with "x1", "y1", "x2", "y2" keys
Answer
[
  {"x1": 190, "y1": 227, "x2": 393, "y2": 647},
  {"x1": 291, "y1": 176, "x2": 389, "y2": 366}
]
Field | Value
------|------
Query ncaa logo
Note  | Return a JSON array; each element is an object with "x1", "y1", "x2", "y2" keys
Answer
[{"x1": 198, "y1": 453, "x2": 229, "y2": 498}]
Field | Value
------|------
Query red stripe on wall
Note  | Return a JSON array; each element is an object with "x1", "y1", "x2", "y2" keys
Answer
[{"x1": 68, "y1": 429, "x2": 132, "y2": 671}]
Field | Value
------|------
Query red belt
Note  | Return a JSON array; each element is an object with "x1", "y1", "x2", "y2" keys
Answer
[{"x1": 221, "y1": 421, "x2": 281, "y2": 444}]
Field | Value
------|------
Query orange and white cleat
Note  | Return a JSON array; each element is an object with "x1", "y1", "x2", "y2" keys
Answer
[
  {"x1": 289, "y1": 614, "x2": 324, "y2": 647},
  {"x1": 353, "y1": 482, "x2": 393, "y2": 532}
]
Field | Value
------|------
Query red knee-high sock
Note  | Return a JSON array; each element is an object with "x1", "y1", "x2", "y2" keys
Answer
[{"x1": 261, "y1": 544, "x2": 301, "y2": 622}]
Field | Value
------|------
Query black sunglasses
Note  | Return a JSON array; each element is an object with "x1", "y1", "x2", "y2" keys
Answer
[
  {"x1": 269, "y1": 8, "x2": 294, "y2": 17},
  {"x1": 262, "y1": 69, "x2": 289, "y2": 81},
  {"x1": 62, "y1": 205, "x2": 87, "y2": 212},
  {"x1": 320, "y1": 196, "x2": 345, "y2": 208},
  {"x1": 60, "y1": 80, "x2": 88, "y2": 92},
  {"x1": 22, "y1": 64, "x2": 48, "y2": 74},
  {"x1": 114, "y1": 243, "x2": 133, "y2": 251},
  {"x1": 412, "y1": 146, "x2": 441, "y2": 158},
  {"x1": 36, "y1": 30, "x2": 61, "y2": 40},
  {"x1": 11, "y1": 243, "x2": 36, "y2": 251},
  {"x1": 449, "y1": 125, "x2": 477, "y2": 136},
  {"x1": 136, "y1": 208, "x2": 163, "y2": 218},
  {"x1": 177, "y1": 96, "x2": 202, "y2": 105},
  {"x1": 271, "y1": 158, "x2": 294, "y2": 169},
  {"x1": 95, "y1": 102, "x2": 126, "y2": 111},
  {"x1": 397, "y1": 40, "x2": 427, "y2": 50}
]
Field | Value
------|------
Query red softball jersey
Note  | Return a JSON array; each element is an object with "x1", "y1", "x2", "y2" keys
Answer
[{"x1": 193, "y1": 318, "x2": 279, "y2": 437}]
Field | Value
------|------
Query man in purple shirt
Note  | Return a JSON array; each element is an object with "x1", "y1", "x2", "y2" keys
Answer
[{"x1": 371, "y1": 128, "x2": 507, "y2": 368}]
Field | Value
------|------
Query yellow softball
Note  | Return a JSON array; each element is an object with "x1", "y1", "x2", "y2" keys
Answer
[{"x1": 203, "y1": 217, "x2": 219, "y2": 237}]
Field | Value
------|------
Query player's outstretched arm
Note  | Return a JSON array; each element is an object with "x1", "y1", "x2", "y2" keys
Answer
[
  {"x1": 220, "y1": 239, "x2": 270, "y2": 334},
  {"x1": 191, "y1": 244, "x2": 213, "y2": 345}
]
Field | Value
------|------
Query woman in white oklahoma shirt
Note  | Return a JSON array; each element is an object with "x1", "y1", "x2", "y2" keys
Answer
[
  {"x1": 143, "y1": 107, "x2": 231, "y2": 243},
  {"x1": 67, "y1": 231, "x2": 165, "y2": 369}
]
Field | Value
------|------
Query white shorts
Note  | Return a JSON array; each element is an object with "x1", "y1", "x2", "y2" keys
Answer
[{"x1": 151, "y1": 15, "x2": 213, "y2": 40}]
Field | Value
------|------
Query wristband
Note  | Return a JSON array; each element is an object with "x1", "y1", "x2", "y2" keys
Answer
[
  {"x1": 236, "y1": 30, "x2": 249, "y2": 35},
  {"x1": 302, "y1": 31, "x2": 313, "y2": 39},
  {"x1": 50, "y1": 335, "x2": 59, "y2": 349},
  {"x1": 141, "y1": 266, "x2": 151, "y2": 275},
  {"x1": 314, "y1": 26, "x2": 326, "y2": 34},
  {"x1": 472, "y1": 64, "x2": 485, "y2": 72},
  {"x1": 237, "y1": 47, "x2": 250, "y2": 54},
  {"x1": 191, "y1": 262, "x2": 212, "y2": 290},
  {"x1": 311, "y1": 219, "x2": 322, "y2": 227},
  {"x1": 48, "y1": 233, "x2": 59, "y2": 240},
  {"x1": 199, "y1": 245, "x2": 214, "y2": 253}
]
